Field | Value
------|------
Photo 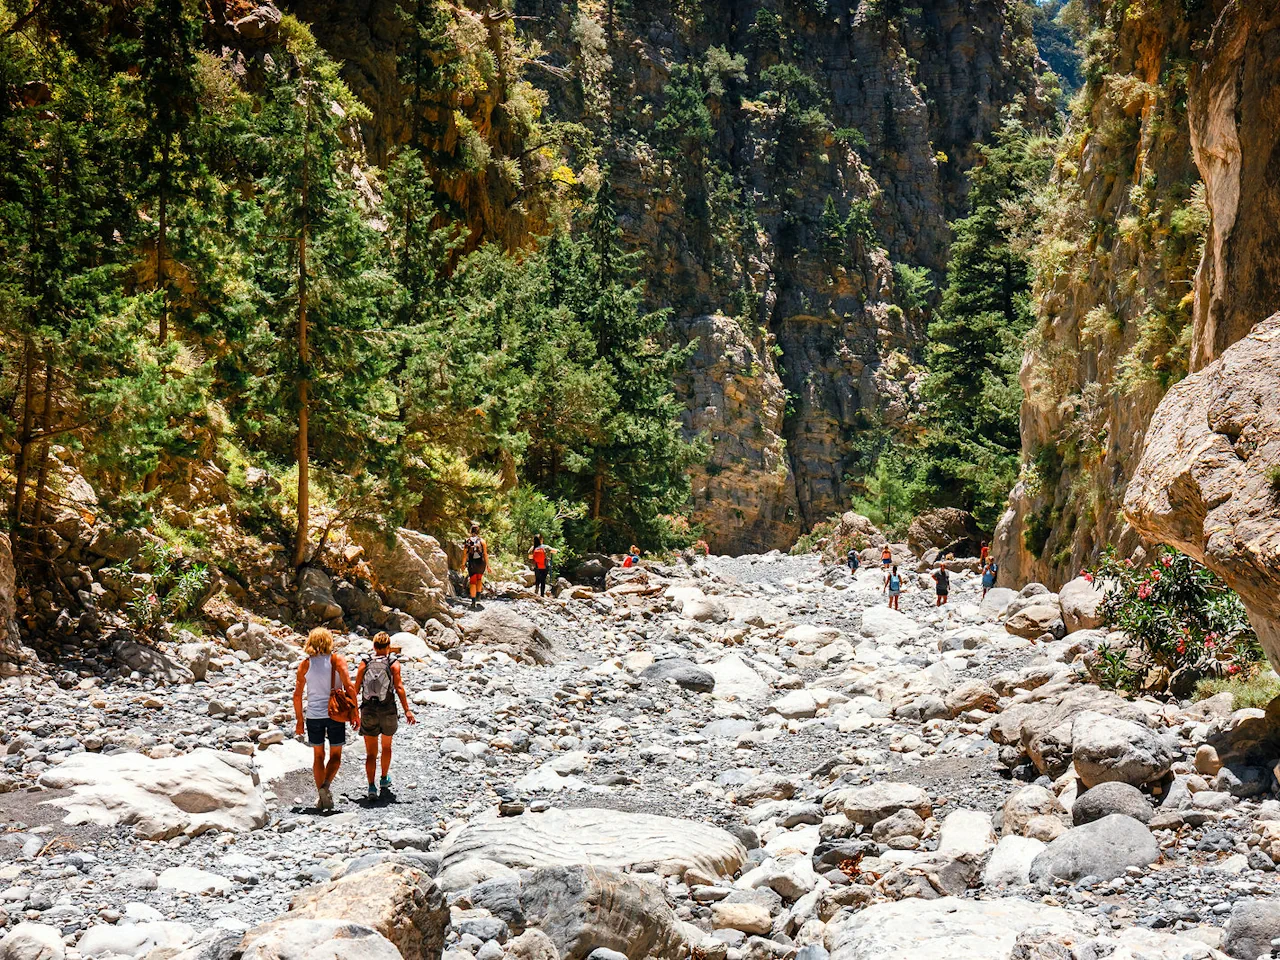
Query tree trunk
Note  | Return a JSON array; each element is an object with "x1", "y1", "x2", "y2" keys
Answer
[
  {"x1": 293, "y1": 94, "x2": 312, "y2": 569},
  {"x1": 31, "y1": 346, "x2": 55, "y2": 535},
  {"x1": 11, "y1": 338, "x2": 36, "y2": 537},
  {"x1": 143, "y1": 174, "x2": 169, "y2": 495}
]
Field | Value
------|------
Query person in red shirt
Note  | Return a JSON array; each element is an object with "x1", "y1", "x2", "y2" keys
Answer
[
  {"x1": 980, "y1": 540, "x2": 989, "y2": 565},
  {"x1": 528, "y1": 534, "x2": 558, "y2": 597}
]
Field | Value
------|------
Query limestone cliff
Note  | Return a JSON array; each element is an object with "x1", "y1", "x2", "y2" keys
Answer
[
  {"x1": 288, "y1": 0, "x2": 1051, "y2": 553},
  {"x1": 996, "y1": 0, "x2": 1213, "y2": 586},
  {"x1": 1000, "y1": 0, "x2": 1280, "y2": 602}
]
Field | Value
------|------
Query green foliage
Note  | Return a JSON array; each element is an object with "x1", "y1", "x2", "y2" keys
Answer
[
  {"x1": 703, "y1": 45, "x2": 747, "y2": 98},
  {"x1": 915, "y1": 117, "x2": 1053, "y2": 529},
  {"x1": 1267, "y1": 464, "x2": 1280, "y2": 494},
  {"x1": 892, "y1": 263, "x2": 935, "y2": 313},
  {"x1": 850, "y1": 452, "x2": 918, "y2": 537},
  {"x1": 1090, "y1": 546, "x2": 1264, "y2": 694},
  {"x1": 118, "y1": 540, "x2": 210, "y2": 641},
  {"x1": 1193, "y1": 672, "x2": 1280, "y2": 710},
  {"x1": 1029, "y1": 0, "x2": 1084, "y2": 97}
]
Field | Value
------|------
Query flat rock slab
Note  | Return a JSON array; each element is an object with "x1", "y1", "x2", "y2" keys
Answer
[
  {"x1": 39, "y1": 748, "x2": 266, "y2": 840},
  {"x1": 439, "y1": 807, "x2": 746, "y2": 880}
]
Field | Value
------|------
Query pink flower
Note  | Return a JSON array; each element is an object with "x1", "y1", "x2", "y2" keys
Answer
[
  {"x1": 1177, "y1": 641, "x2": 1186, "y2": 654},
  {"x1": 1083, "y1": 572, "x2": 1094, "y2": 583},
  {"x1": 1151, "y1": 570, "x2": 1161, "y2": 581},
  {"x1": 1227, "y1": 664, "x2": 1240, "y2": 675},
  {"x1": 1161, "y1": 555, "x2": 1173, "y2": 567},
  {"x1": 1138, "y1": 583, "x2": 1152, "y2": 600},
  {"x1": 1206, "y1": 640, "x2": 1216, "y2": 650}
]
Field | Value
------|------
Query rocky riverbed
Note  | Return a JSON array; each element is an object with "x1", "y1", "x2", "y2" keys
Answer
[{"x1": 2, "y1": 552, "x2": 1280, "y2": 960}]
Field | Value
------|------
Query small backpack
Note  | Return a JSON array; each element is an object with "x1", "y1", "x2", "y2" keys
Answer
[
  {"x1": 361, "y1": 654, "x2": 396, "y2": 707},
  {"x1": 889, "y1": 574, "x2": 901, "y2": 591},
  {"x1": 936, "y1": 570, "x2": 949, "y2": 591},
  {"x1": 533, "y1": 545, "x2": 548, "y2": 569},
  {"x1": 466, "y1": 537, "x2": 484, "y2": 562}
]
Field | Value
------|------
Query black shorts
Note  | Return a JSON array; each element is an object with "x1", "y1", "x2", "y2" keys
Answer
[
  {"x1": 306, "y1": 717, "x2": 346, "y2": 746},
  {"x1": 936, "y1": 586, "x2": 949, "y2": 596}
]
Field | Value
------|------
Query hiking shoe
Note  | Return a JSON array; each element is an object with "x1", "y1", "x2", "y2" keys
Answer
[
  {"x1": 367, "y1": 783, "x2": 378, "y2": 799},
  {"x1": 379, "y1": 775, "x2": 392, "y2": 793},
  {"x1": 317, "y1": 785, "x2": 333, "y2": 810}
]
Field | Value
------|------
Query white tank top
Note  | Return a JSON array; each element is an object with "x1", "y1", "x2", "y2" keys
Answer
[{"x1": 305, "y1": 655, "x2": 333, "y2": 720}]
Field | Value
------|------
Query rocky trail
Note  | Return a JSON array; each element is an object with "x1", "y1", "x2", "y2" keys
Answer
[{"x1": 3, "y1": 551, "x2": 1280, "y2": 960}]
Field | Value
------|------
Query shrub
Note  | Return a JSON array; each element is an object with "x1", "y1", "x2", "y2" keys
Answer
[
  {"x1": 1089, "y1": 546, "x2": 1264, "y2": 694},
  {"x1": 118, "y1": 540, "x2": 210, "y2": 642},
  {"x1": 1193, "y1": 672, "x2": 1280, "y2": 710}
]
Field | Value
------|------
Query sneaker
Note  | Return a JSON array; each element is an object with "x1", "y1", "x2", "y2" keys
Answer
[
  {"x1": 379, "y1": 775, "x2": 392, "y2": 793},
  {"x1": 367, "y1": 783, "x2": 378, "y2": 798},
  {"x1": 317, "y1": 785, "x2": 333, "y2": 810}
]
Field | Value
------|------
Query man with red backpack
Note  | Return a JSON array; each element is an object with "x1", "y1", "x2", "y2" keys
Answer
[
  {"x1": 528, "y1": 534, "x2": 558, "y2": 597},
  {"x1": 464, "y1": 522, "x2": 488, "y2": 609}
]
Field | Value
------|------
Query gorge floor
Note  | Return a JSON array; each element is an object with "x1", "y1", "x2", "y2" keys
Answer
[{"x1": 2, "y1": 553, "x2": 1278, "y2": 959}]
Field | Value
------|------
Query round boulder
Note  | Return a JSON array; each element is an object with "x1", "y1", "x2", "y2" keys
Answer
[{"x1": 1071, "y1": 781, "x2": 1153, "y2": 825}]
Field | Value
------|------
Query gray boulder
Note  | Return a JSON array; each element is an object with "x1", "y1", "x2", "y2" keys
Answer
[
  {"x1": 1004, "y1": 604, "x2": 1065, "y2": 640},
  {"x1": 1058, "y1": 576, "x2": 1109, "y2": 633},
  {"x1": 1071, "y1": 782, "x2": 1153, "y2": 825},
  {"x1": 0, "y1": 923, "x2": 64, "y2": 960},
  {"x1": 1071, "y1": 710, "x2": 1175, "y2": 788},
  {"x1": 225, "y1": 622, "x2": 297, "y2": 662},
  {"x1": 518, "y1": 866, "x2": 687, "y2": 960},
  {"x1": 459, "y1": 606, "x2": 554, "y2": 664},
  {"x1": 1223, "y1": 898, "x2": 1280, "y2": 960},
  {"x1": 1028, "y1": 815, "x2": 1159, "y2": 886},
  {"x1": 239, "y1": 920, "x2": 400, "y2": 960},
  {"x1": 298, "y1": 566, "x2": 343, "y2": 622},
  {"x1": 642, "y1": 658, "x2": 715, "y2": 693},
  {"x1": 826, "y1": 782, "x2": 931, "y2": 827},
  {"x1": 111, "y1": 639, "x2": 194, "y2": 684}
]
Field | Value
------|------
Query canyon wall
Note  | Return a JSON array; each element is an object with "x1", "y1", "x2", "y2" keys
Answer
[{"x1": 289, "y1": 0, "x2": 1051, "y2": 552}]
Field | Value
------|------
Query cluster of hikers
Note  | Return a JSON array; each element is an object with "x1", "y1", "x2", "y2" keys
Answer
[{"x1": 845, "y1": 540, "x2": 1001, "y2": 609}]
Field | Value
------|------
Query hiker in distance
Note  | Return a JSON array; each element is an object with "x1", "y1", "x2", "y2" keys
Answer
[
  {"x1": 293, "y1": 627, "x2": 359, "y2": 811},
  {"x1": 355, "y1": 632, "x2": 416, "y2": 799},
  {"x1": 464, "y1": 521, "x2": 489, "y2": 609},
  {"x1": 847, "y1": 548, "x2": 860, "y2": 574},
  {"x1": 884, "y1": 564, "x2": 902, "y2": 610},
  {"x1": 982, "y1": 559, "x2": 999, "y2": 598},
  {"x1": 881, "y1": 544, "x2": 892, "y2": 568},
  {"x1": 528, "y1": 534, "x2": 557, "y2": 597},
  {"x1": 932, "y1": 560, "x2": 950, "y2": 607}
]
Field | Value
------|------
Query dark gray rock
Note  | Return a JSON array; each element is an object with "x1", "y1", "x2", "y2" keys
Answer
[
  {"x1": 641, "y1": 659, "x2": 715, "y2": 693},
  {"x1": 1223, "y1": 898, "x2": 1280, "y2": 960},
  {"x1": 1029, "y1": 815, "x2": 1159, "y2": 886},
  {"x1": 1071, "y1": 782, "x2": 1153, "y2": 826}
]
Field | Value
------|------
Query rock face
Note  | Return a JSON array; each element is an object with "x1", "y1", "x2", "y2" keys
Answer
[
  {"x1": 438, "y1": 807, "x2": 746, "y2": 881},
  {"x1": 907, "y1": 508, "x2": 983, "y2": 557},
  {"x1": 1000, "y1": 1, "x2": 1280, "y2": 590},
  {"x1": 350, "y1": 527, "x2": 452, "y2": 625},
  {"x1": 672, "y1": 315, "x2": 798, "y2": 553},
  {"x1": 1124, "y1": 313, "x2": 1280, "y2": 670},
  {"x1": 518, "y1": 866, "x2": 686, "y2": 960},
  {"x1": 38, "y1": 748, "x2": 267, "y2": 840}
]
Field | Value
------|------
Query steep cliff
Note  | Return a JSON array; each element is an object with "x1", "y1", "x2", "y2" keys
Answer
[
  {"x1": 288, "y1": 0, "x2": 1052, "y2": 553},
  {"x1": 996, "y1": 0, "x2": 1213, "y2": 586},
  {"x1": 1000, "y1": 0, "x2": 1280, "y2": 600}
]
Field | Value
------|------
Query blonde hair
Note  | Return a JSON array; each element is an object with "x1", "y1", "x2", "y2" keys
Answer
[
  {"x1": 304, "y1": 627, "x2": 334, "y2": 656},
  {"x1": 372, "y1": 631, "x2": 391, "y2": 649}
]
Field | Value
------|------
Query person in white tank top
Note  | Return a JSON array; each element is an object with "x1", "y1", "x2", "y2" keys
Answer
[{"x1": 292, "y1": 627, "x2": 359, "y2": 810}]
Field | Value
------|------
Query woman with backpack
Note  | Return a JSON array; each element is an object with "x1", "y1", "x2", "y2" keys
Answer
[
  {"x1": 464, "y1": 522, "x2": 489, "y2": 609},
  {"x1": 354, "y1": 632, "x2": 415, "y2": 799},
  {"x1": 883, "y1": 564, "x2": 903, "y2": 611},
  {"x1": 932, "y1": 561, "x2": 950, "y2": 607},
  {"x1": 292, "y1": 627, "x2": 359, "y2": 811},
  {"x1": 982, "y1": 560, "x2": 999, "y2": 598},
  {"x1": 528, "y1": 534, "x2": 557, "y2": 597}
]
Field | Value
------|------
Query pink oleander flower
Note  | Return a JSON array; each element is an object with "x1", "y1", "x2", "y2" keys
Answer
[
  {"x1": 1083, "y1": 572, "x2": 1094, "y2": 584},
  {"x1": 1138, "y1": 583, "x2": 1152, "y2": 600}
]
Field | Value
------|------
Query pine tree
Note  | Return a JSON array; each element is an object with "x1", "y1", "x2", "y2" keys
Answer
[{"x1": 242, "y1": 32, "x2": 395, "y2": 566}]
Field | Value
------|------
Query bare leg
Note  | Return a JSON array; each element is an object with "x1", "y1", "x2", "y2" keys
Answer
[
  {"x1": 363, "y1": 735, "x2": 377, "y2": 785},
  {"x1": 311, "y1": 745, "x2": 326, "y2": 789},
  {"x1": 323, "y1": 745, "x2": 343, "y2": 787},
  {"x1": 380, "y1": 735, "x2": 393, "y2": 778}
]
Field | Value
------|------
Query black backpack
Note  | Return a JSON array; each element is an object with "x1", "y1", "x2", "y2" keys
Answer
[
  {"x1": 936, "y1": 569, "x2": 950, "y2": 591},
  {"x1": 465, "y1": 536, "x2": 485, "y2": 564}
]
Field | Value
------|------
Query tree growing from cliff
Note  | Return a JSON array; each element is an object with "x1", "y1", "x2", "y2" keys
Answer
[{"x1": 916, "y1": 117, "x2": 1052, "y2": 528}]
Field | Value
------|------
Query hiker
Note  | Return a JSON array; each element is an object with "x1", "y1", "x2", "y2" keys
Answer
[
  {"x1": 622, "y1": 545, "x2": 641, "y2": 568},
  {"x1": 354, "y1": 632, "x2": 416, "y2": 799},
  {"x1": 933, "y1": 560, "x2": 950, "y2": 607},
  {"x1": 979, "y1": 540, "x2": 989, "y2": 566},
  {"x1": 883, "y1": 564, "x2": 902, "y2": 611},
  {"x1": 881, "y1": 544, "x2": 892, "y2": 568},
  {"x1": 464, "y1": 522, "x2": 488, "y2": 608},
  {"x1": 982, "y1": 560, "x2": 998, "y2": 598},
  {"x1": 528, "y1": 534, "x2": 558, "y2": 597},
  {"x1": 847, "y1": 549, "x2": 860, "y2": 574},
  {"x1": 293, "y1": 627, "x2": 359, "y2": 811}
]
